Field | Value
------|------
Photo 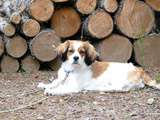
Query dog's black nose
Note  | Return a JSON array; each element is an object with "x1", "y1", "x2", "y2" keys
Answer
[{"x1": 73, "y1": 56, "x2": 79, "y2": 61}]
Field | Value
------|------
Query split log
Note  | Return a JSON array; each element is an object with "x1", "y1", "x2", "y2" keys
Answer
[
  {"x1": 52, "y1": 0, "x2": 68, "y2": 2},
  {"x1": 83, "y1": 9, "x2": 113, "y2": 39},
  {"x1": 51, "y1": 7, "x2": 81, "y2": 38},
  {"x1": 5, "y1": 35, "x2": 28, "y2": 58},
  {"x1": 21, "y1": 55, "x2": 40, "y2": 73},
  {"x1": 115, "y1": 0, "x2": 155, "y2": 39},
  {"x1": 96, "y1": 34, "x2": 132, "y2": 62},
  {"x1": 30, "y1": 29, "x2": 61, "y2": 62},
  {"x1": 99, "y1": 0, "x2": 118, "y2": 13},
  {"x1": 49, "y1": 57, "x2": 61, "y2": 71},
  {"x1": 29, "y1": 0, "x2": 54, "y2": 22},
  {"x1": 0, "y1": 55, "x2": 19, "y2": 73},
  {"x1": 22, "y1": 17, "x2": 40, "y2": 37},
  {"x1": 145, "y1": 0, "x2": 160, "y2": 11},
  {"x1": 0, "y1": 36, "x2": 4, "y2": 56},
  {"x1": 75, "y1": 0, "x2": 97, "y2": 14},
  {"x1": 0, "y1": 17, "x2": 15, "y2": 37},
  {"x1": 134, "y1": 34, "x2": 160, "y2": 68},
  {"x1": 10, "y1": 12, "x2": 21, "y2": 24}
]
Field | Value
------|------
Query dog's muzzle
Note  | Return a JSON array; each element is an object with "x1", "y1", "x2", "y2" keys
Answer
[{"x1": 73, "y1": 56, "x2": 79, "y2": 64}]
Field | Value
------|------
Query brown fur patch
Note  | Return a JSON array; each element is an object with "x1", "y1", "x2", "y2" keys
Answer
[
  {"x1": 127, "y1": 67, "x2": 156, "y2": 85},
  {"x1": 91, "y1": 61, "x2": 109, "y2": 79},
  {"x1": 127, "y1": 68, "x2": 142, "y2": 84},
  {"x1": 67, "y1": 43, "x2": 74, "y2": 57},
  {"x1": 57, "y1": 40, "x2": 70, "y2": 55},
  {"x1": 83, "y1": 41, "x2": 97, "y2": 62},
  {"x1": 137, "y1": 68, "x2": 156, "y2": 86},
  {"x1": 78, "y1": 46, "x2": 86, "y2": 57}
]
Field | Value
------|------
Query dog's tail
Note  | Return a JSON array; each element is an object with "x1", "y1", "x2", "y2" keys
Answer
[{"x1": 138, "y1": 68, "x2": 160, "y2": 90}]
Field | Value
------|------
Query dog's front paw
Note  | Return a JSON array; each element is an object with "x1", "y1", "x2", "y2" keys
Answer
[
  {"x1": 44, "y1": 88, "x2": 55, "y2": 96},
  {"x1": 37, "y1": 82, "x2": 46, "y2": 90}
]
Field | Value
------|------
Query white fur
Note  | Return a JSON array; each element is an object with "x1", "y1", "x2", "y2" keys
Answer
[
  {"x1": 85, "y1": 62, "x2": 144, "y2": 91},
  {"x1": 38, "y1": 42, "x2": 145, "y2": 95}
]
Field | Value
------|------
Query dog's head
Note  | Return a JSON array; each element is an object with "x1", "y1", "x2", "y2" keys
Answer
[{"x1": 57, "y1": 40, "x2": 98, "y2": 66}]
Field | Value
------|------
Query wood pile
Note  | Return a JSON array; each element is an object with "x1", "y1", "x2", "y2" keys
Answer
[{"x1": 0, "y1": 0, "x2": 159, "y2": 73}]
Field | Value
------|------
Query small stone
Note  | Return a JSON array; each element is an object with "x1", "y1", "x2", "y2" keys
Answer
[
  {"x1": 147, "y1": 98, "x2": 154, "y2": 105},
  {"x1": 130, "y1": 112, "x2": 137, "y2": 117},
  {"x1": 59, "y1": 98, "x2": 64, "y2": 103},
  {"x1": 99, "y1": 91, "x2": 105, "y2": 94},
  {"x1": 93, "y1": 101, "x2": 98, "y2": 105},
  {"x1": 37, "y1": 115, "x2": 44, "y2": 120}
]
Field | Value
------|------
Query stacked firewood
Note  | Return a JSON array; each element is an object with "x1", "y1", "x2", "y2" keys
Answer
[{"x1": 0, "y1": 0, "x2": 159, "y2": 73}]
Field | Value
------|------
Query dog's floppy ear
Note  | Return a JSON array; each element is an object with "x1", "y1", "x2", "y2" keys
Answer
[
  {"x1": 84, "y1": 41, "x2": 98, "y2": 65},
  {"x1": 57, "y1": 40, "x2": 70, "y2": 61}
]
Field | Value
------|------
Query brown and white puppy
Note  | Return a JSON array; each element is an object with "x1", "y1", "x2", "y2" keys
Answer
[{"x1": 38, "y1": 40, "x2": 160, "y2": 95}]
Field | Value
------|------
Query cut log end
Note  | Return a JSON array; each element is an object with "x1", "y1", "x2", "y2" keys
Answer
[
  {"x1": 97, "y1": 34, "x2": 132, "y2": 62},
  {"x1": 29, "y1": 0, "x2": 54, "y2": 22},
  {"x1": 76, "y1": 0, "x2": 97, "y2": 14},
  {"x1": 1, "y1": 55, "x2": 19, "y2": 73},
  {"x1": 134, "y1": 34, "x2": 160, "y2": 68},
  {"x1": 85, "y1": 9, "x2": 113, "y2": 39},
  {"x1": 22, "y1": 19, "x2": 40, "y2": 37},
  {"x1": 10, "y1": 12, "x2": 21, "y2": 24},
  {"x1": 51, "y1": 7, "x2": 81, "y2": 38},
  {"x1": 145, "y1": 0, "x2": 160, "y2": 11},
  {"x1": 100, "y1": 0, "x2": 118, "y2": 13},
  {"x1": 30, "y1": 30, "x2": 61, "y2": 62},
  {"x1": 5, "y1": 36, "x2": 28, "y2": 58},
  {"x1": 21, "y1": 55, "x2": 40, "y2": 73},
  {"x1": 0, "y1": 23, "x2": 16, "y2": 37},
  {"x1": 4, "y1": 24, "x2": 15, "y2": 36},
  {"x1": 115, "y1": 0, "x2": 155, "y2": 38}
]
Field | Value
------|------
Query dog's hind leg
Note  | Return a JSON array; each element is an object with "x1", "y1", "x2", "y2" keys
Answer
[{"x1": 138, "y1": 68, "x2": 160, "y2": 90}]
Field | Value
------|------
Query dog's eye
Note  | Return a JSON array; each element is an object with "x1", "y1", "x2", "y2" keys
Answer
[
  {"x1": 68, "y1": 49, "x2": 74, "y2": 53},
  {"x1": 80, "y1": 50, "x2": 85, "y2": 54}
]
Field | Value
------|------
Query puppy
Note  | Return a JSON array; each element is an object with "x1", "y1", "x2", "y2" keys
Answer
[{"x1": 38, "y1": 40, "x2": 160, "y2": 95}]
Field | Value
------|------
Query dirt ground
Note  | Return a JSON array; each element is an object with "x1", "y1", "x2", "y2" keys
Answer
[{"x1": 0, "y1": 68, "x2": 160, "y2": 120}]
